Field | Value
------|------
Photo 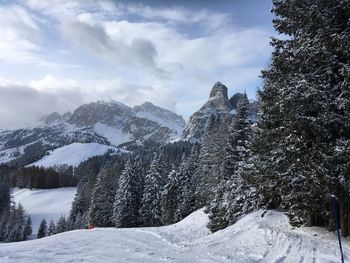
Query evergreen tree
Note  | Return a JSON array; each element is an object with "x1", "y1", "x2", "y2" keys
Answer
[
  {"x1": 47, "y1": 219, "x2": 56, "y2": 236},
  {"x1": 6, "y1": 203, "x2": 26, "y2": 242},
  {"x1": 69, "y1": 154, "x2": 109, "y2": 228},
  {"x1": 175, "y1": 145, "x2": 199, "y2": 221},
  {"x1": 252, "y1": 0, "x2": 350, "y2": 235},
  {"x1": 113, "y1": 159, "x2": 143, "y2": 228},
  {"x1": 0, "y1": 182, "x2": 10, "y2": 215},
  {"x1": 161, "y1": 167, "x2": 179, "y2": 225},
  {"x1": 88, "y1": 164, "x2": 116, "y2": 227},
  {"x1": 55, "y1": 215, "x2": 67, "y2": 234},
  {"x1": 208, "y1": 95, "x2": 256, "y2": 231},
  {"x1": 23, "y1": 216, "x2": 32, "y2": 240},
  {"x1": 139, "y1": 154, "x2": 164, "y2": 226},
  {"x1": 195, "y1": 114, "x2": 229, "y2": 208},
  {"x1": 37, "y1": 219, "x2": 47, "y2": 239}
]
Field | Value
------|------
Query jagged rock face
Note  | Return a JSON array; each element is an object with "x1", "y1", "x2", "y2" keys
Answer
[
  {"x1": 41, "y1": 112, "x2": 72, "y2": 125},
  {"x1": 181, "y1": 82, "x2": 258, "y2": 142},
  {"x1": 69, "y1": 101, "x2": 133, "y2": 127},
  {"x1": 0, "y1": 101, "x2": 186, "y2": 166},
  {"x1": 181, "y1": 82, "x2": 233, "y2": 142},
  {"x1": 209, "y1": 82, "x2": 229, "y2": 99},
  {"x1": 134, "y1": 102, "x2": 185, "y2": 135},
  {"x1": 229, "y1": 93, "x2": 246, "y2": 109}
]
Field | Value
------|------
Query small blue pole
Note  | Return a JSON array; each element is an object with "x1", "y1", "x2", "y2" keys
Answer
[{"x1": 331, "y1": 196, "x2": 345, "y2": 263}]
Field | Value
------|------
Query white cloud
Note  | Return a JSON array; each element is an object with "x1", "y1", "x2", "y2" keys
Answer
[
  {"x1": 123, "y1": 4, "x2": 230, "y2": 28},
  {"x1": 0, "y1": 5, "x2": 42, "y2": 64},
  {"x1": 0, "y1": 74, "x2": 177, "y2": 128},
  {"x1": 0, "y1": 0, "x2": 273, "y2": 128}
]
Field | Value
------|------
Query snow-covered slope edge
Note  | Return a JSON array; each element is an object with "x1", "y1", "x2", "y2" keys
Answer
[
  {"x1": 12, "y1": 187, "x2": 76, "y2": 234},
  {"x1": 0, "y1": 209, "x2": 348, "y2": 262},
  {"x1": 28, "y1": 142, "x2": 117, "y2": 168}
]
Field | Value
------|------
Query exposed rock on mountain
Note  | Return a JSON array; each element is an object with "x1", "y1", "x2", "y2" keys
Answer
[
  {"x1": 134, "y1": 102, "x2": 185, "y2": 136},
  {"x1": 0, "y1": 101, "x2": 186, "y2": 166},
  {"x1": 181, "y1": 82, "x2": 258, "y2": 142}
]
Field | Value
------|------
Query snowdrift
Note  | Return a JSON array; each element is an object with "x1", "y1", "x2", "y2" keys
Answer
[{"x1": 0, "y1": 209, "x2": 348, "y2": 262}]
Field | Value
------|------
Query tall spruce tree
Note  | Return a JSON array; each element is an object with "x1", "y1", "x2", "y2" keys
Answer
[
  {"x1": 175, "y1": 145, "x2": 199, "y2": 221},
  {"x1": 208, "y1": 95, "x2": 256, "y2": 232},
  {"x1": 252, "y1": 0, "x2": 350, "y2": 235},
  {"x1": 37, "y1": 219, "x2": 47, "y2": 239},
  {"x1": 24, "y1": 216, "x2": 32, "y2": 240},
  {"x1": 195, "y1": 114, "x2": 229, "y2": 208},
  {"x1": 113, "y1": 159, "x2": 143, "y2": 227},
  {"x1": 161, "y1": 167, "x2": 180, "y2": 225},
  {"x1": 88, "y1": 163, "x2": 116, "y2": 227},
  {"x1": 55, "y1": 215, "x2": 68, "y2": 234},
  {"x1": 139, "y1": 154, "x2": 164, "y2": 226},
  {"x1": 47, "y1": 219, "x2": 56, "y2": 236}
]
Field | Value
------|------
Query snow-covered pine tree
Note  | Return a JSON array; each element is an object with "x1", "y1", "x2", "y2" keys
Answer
[
  {"x1": 139, "y1": 154, "x2": 165, "y2": 226},
  {"x1": 4, "y1": 203, "x2": 27, "y2": 242},
  {"x1": 254, "y1": 0, "x2": 350, "y2": 234},
  {"x1": 47, "y1": 219, "x2": 56, "y2": 236},
  {"x1": 88, "y1": 163, "x2": 116, "y2": 227},
  {"x1": 69, "y1": 190, "x2": 86, "y2": 229},
  {"x1": 69, "y1": 155, "x2": 109, "y2": 228},
  {"x1": 175, "y1": 145, "x2": 199, "y2": 221},
  {"x1": 208, "y1": 94, "x2": 256, "y2": 232},
  {"x1": 160, "y1": 167, "x2": 180, "y2": 225},
  {"x1": 113, "y1": 158, "x2": 143, "y2": 228},
  {"x1": 23, "y1": 216, "x2": 32, "y2": 240},
  {"x1": 55, "y1": 215, "x2": 67, "y2": 234},
  {"x1": 37, "y1": 218, "x2": 47, "y2": 239},
  {"x1": 195, "y1": 113, "x2": 229, "y2": 208},
  {"x1": 0, "y1": 182, "x2": 10, "y2": 215}
]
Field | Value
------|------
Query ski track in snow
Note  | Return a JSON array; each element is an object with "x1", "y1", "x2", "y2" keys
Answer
[{"x1": 0, "y1": 209, "x2": 349, "y2": 262}]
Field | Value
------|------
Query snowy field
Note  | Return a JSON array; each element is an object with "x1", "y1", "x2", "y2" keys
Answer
[
  {"x1": 11, "y1": 187, "x2": 77, "y2": 233},
  {"x1": 29, "y1": 142, "x2": 117, "y2": 167},
  {"x1": 0, "y1": 209, "x2": 348, "y2": 262}
]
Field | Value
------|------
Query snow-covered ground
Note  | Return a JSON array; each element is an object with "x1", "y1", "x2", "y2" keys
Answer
[
  {"x1": 11, "y1": 187, "x2": 77, "y2": 234},
  {"x1": 0, "y1": 209, "x2": 348, "y2": 262},
  {"x1": 29, "y1": 142, "x2": 117, "y2": 167},
  {"x1": 93, "y1": 123, "x2": 132, "y2": 146}
]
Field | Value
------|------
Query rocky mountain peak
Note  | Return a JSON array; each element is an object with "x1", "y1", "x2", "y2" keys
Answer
[
  {"x1": 68, "y1": 101, "x2": 133, "y2": 127},
  {"x1": 181, "y1": 82, "x2": 258, "y2": 142},
  {"x1": 40, "y1": 111, "x2": 72, "y2": 125},
  {"x1": 229, "y1": 93, "x2": 246, "y2": 109},
  {"x1": 133, "y1": 102, "x2": 186, "y2": 135},
  {"x1": 181, "y1": 82, "x2": 233, "y2": 142},
  {"x1": 209, "y1": 82, "x2": 228, "y2": 100}
]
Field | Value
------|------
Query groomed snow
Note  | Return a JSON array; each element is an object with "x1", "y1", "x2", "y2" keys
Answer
[
  {"x1": 11, "y1": 187, "x2": 77, "y2": 234},
  {"x1": 0, "y1": 209, "x2": 348, "y2": 262},
  {"x1": 29, "y1": 142, "x2": 117, "y2": 167}
]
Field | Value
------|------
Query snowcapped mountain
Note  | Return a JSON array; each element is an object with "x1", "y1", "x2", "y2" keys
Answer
[
  {"x1": 0, "y1": 101, "x2": 185, "y2": 167},
  {"x1": 181, "y1": 82, "x2": 258, "y2": 142}
]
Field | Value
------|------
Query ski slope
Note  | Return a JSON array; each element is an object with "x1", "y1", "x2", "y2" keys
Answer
[
  {"x1": 29, "y1": 142, "x2": 117, "y2": 167},
  {"x1": 11, "y1": 187, "x2": 77, "y2": 234},
  {"x1": 0, "y1": 209, "x2": 348, "y2": 262}
]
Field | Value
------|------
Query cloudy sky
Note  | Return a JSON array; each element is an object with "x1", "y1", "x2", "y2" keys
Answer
[{"x1": 0, "y1": 0, "x2": 274, "y2": 128}]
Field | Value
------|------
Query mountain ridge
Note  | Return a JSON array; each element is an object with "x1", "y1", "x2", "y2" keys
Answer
[{"x1": 0, "y1": 100, "x2": 186, "y2": 166}]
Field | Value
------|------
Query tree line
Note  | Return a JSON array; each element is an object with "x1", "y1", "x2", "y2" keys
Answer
[
  {"x1": 0, "y1": 181, "x2": 32, "y2": 242},
  {"x1": 0, "y1": 164, "x2": 77, "y2": 189}
]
